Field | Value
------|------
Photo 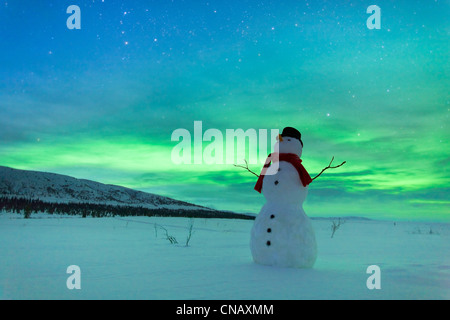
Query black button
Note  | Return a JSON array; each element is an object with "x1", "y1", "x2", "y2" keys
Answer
[
  {"x1": 266, "y1": 241, "x2": 271, "y2": 246},
  {"x1": 274, "y1": 180, "x2": 279, "y2": 185},
  {"x1": 270, "y1": 214, "x2": 275, "y2": 219},
  {"x1": 267, "y1": 228, "x2": 272, "y2": 233}
]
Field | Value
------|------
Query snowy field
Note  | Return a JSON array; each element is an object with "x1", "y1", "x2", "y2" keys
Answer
[{"x1": 0, "y1": 212, "x2": 449, "y2": 300}]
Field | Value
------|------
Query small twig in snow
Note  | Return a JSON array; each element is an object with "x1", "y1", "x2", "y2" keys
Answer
[{"x1": 185, "y1": 219, "x2": 195, "y2": 247}]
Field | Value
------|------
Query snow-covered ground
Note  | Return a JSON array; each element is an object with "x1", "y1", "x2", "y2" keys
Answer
[{"x1": 0, "y1": 212, "x2": 448, "y2": 300}]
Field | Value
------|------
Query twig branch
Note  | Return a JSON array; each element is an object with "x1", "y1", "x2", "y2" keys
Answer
[
  {"x1": 233, "y1": 159, "x2": 260, "y2": 178},
  {"x1": 311, "y1": 156, "x2": 346, "y2": 181},
  {"x1": 234, "y1": 157, "x2": 346, "y2": 181},
  {"x1": 155, "y1": 223, "x2": 178, "y2": 244},
  {"x1": 331, "y1": 218, "x2": 345, "y2": 238},
  {"x1": 185, "y1": 219, "x2": 195, "y2": 247}
]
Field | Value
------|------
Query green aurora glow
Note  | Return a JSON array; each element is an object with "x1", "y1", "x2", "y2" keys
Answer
[{"x1": 0, "y1": 1, "x2": 448, "y2": 221}]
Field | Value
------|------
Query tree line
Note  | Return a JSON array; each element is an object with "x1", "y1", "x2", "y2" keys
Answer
[{"x1": 0, "y1": 196, "x2": 254, "y2": 220}]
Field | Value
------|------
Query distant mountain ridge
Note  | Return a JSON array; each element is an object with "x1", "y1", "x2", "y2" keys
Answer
[{"x1": 0, "y1": 166, "x2": 251, "y2": 219}]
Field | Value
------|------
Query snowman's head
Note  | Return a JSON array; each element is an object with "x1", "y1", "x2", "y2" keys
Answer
[{"x1": 274, "y1": 127, "x2": 303, "y2": 157}]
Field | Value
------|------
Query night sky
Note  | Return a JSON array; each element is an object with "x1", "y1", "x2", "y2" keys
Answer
[{"x1": 1, "y1": 1, "x2": 448, "y2": 221}]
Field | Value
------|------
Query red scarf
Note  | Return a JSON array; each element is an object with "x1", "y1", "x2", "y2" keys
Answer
[{"x1": 254, "y1": 153, "x2": 312, "y2": 193}]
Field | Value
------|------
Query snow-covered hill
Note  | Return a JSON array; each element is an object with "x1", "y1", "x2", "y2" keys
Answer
[{"x1": 0, "y1": 166, "x2": 211, "y2": 212}]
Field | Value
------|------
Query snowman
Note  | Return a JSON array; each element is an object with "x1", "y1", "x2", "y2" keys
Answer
[{"x1": 250, "y1": 127, "x2": 317, "y2": 268}]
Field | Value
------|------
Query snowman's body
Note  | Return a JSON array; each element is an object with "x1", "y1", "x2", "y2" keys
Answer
[{"x1": 250, "y1": 135, "x2": 317, "y2": 268}]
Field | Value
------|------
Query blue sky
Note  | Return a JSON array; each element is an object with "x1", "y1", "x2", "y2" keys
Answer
[{"x1": 0, "y1": 1, "x2": 449, "y2": 221}]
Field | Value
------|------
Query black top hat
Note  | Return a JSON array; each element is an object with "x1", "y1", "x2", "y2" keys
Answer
[{"x1": 281, "y1": 127, "x2": 303, "y2": 146}]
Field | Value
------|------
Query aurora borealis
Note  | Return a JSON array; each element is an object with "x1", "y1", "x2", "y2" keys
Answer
[{"x1": 0, "y1": 1, "x2": 448, "y2": 221}]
